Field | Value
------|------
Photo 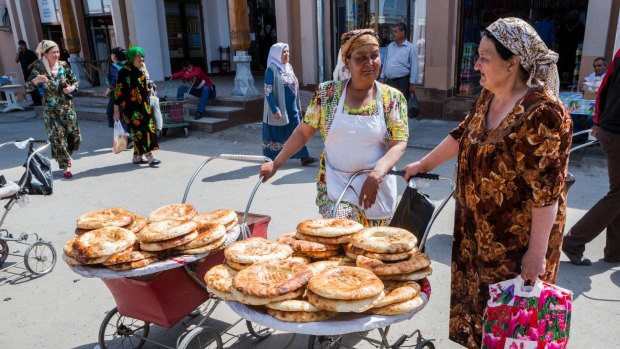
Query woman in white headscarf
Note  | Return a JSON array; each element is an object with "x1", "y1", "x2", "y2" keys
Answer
[
  {"x1": 262, "y1": 43, "x2": 316, "y2": 165},
  {"x1": 25, "y1": 40, "x2": 80, "y2": 179},
  {"x1": 402, "y1": 18, "x2": 572, "y2": 348}
]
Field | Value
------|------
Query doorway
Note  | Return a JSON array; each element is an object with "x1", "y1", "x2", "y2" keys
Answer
[
  {"x1": 247, "y1": 0, "x2": 276, "y2": 71},
  {"x1": 164, "y1": 0, "x2": 206, "y2": 73}
]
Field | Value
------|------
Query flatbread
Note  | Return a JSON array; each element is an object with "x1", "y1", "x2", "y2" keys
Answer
[
  {"x1": 204, "y1": 264, "x2": 238, "y2": 293},
  {"x1": 148, "y1": 203, "x2": 196, "y2": 222},
  {"x1": 366, "y1": 294, "x2": 424, "y2": 315},
  {"x1": 174, "y1": 234, "x2": 226, "y2": 255},
  {"x1": 136, "y1": 219, "x2": 198, "y2": 242},
  {"x1": 266, "y1": 309, "x2": 337, "y2": 322},
  {"x1": 193, "y1": 209, "x2": 237, "y2": 226},
  {"x1": 306, "y1": 289, "x2": 385, "y2": 313},
  {"x1": 230, "y1": 287, "x2": 303, "y2": 306},
  {"x1": 379, "y1": 267, "x2": 433, "y2": 281},
  {"x1": 307, "y1": 260, "x2": 355, "y2": 275},
  {"x1": 294, "y1": 231, "x2": 356, "y2": 245},
  {"x1": 224, "y1": 237, "x2": 292, "y2": 264},
  {"x1": 76, "y1": 208, "x2": 134, "y2": 230},
  {"x1": 352, "y1": 227, "x2": 417, "y2": 254},
  {"x1": 308, "y1": 266, "x2": 383, "y2": 300},
  {"x1": 62, "y1": 253, "x2": 83, "y2": 266},
  {"x1": 371, "y1": 280, "x2": 419, "y2": 308},
  {"x1": 103, "y1": 249, "x2": 159, "y2": 266},
  {"x1": 206, "y1": 285, "x2": 235, "y2": 301},
  {"x1": 175, "y1": 222, "x2": 226, "y2": 250},
  {"x1": 71, "y1": 226, "x2": 136, "y2": 258},
  {"x1": 302, "y1": 249, "x2": 342, "y2": 259},
  {"x1": 106, "y1": 257, "x2": 159, "y2": 271},
  {"x1": 125, "y1": 214, "x2": 148, "y2": 234},
  {"x1": 356, "y1": 252, "x2": 431, "y2": 276},
  {"x1": 232, "y1": 259, "x2": 312, "y2": 298},
  {"x1": 287, "y1": 256, "x2": 312, "y2": 264},
  {"x1": 266, "y1": 299, "x2": 321, "y2": 312},
  {"x1": 277, "y1": 233, "x2": 340, "y2": 252},
  {"x1": 226, "y1": 259, "x2": 252, "y2": 271},
  {"x1": 345, "y1": 242, "x2": 414, "y2": 262},
  {"x1": 139, "y1": 231, "x2": 199, "y2": 252},
  {"x1": 297, "y1": 218, "x2": 364, "y2": 237}
]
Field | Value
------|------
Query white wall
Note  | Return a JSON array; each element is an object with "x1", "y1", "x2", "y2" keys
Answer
[
  {"x1": 299, "y1": 0, "x2": 318, "y2": 84},
  {"x1": 583, "y1": 0, "x2": 612, "y2": 57},
  {"x1": 127, "y1": 0, "x2": 167, "y2": 81},
  {"x1": 203, "y1": 0, "x2": 231, "y2": 74}
]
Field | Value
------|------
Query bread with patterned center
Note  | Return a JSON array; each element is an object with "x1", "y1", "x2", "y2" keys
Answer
[
  {"x1": 136, "y1": 219, "x2": 198, "y2": 242},
  {"x1": 204, "y1": 264, "x2": 238, "y2": 293},
  {"x1": 224, "y1": 237, "x2": 292, "y2": 264},
  {"x1": 306, "y1": 289, "x2": 385, "y2": 313},
  {"x1": 308, "y1": 266, "x2": 383, "y2": 300},
  {"x1": 297, "y1": 218, "x2": 364, "y2": 237},
  {"x1": 71, "y1": 226, "x2": 136, "y2": 258},
  {"x1": 226, "y1": 259, "x2": 252, "y2": 270},
  {"x1": 148, "y1": 203, "x2": 197, "y2": 222},
  {"x1": 356, "y1": 252, "x2": 431, "y2": 276},
  {"x1": 125, "y1": 214, "x2": 148, "y2": 234},
  {"x1": 266, "y1": 308, "x2": 337, "y2": 322},
  {"x1": 232, "y1": 259, "x2": 312, "y2": 298},
  {"x1": 352, "y1": 227, "x2": 417, "y2": 254},
  {"x1": 76, "y1": 208, "x2": 134, "y2": 230}
]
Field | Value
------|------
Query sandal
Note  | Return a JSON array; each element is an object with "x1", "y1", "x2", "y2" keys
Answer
[
  {"x1": 145, "y1": 152, "x2": 161, "y2": 167},
  {"x1": 132, "y1": 155, "x2": 147, "y2": 164},
  {"x1": 63, "y1": 171, "x2": 73, "y2": 179},
  {"x1": 301, "y1": 156, "x2": 318, "y2": 166}
]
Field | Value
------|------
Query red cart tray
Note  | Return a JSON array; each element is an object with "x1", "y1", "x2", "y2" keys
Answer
[{"x1": 101, "y1": 212, "x2": 270, "y2": 328}]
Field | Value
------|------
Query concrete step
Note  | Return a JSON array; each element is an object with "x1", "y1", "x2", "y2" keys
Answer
[{"x1": 189, "y1": 117, "x2": 230, "y2": 133}]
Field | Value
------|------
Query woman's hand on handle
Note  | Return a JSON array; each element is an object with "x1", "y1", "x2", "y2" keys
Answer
[
  {"x1": 359, "y1": 170, "x2": 383, "y2": 209},
  {"x1": 402, "y1": 135, "x2": 460, "y2": 181},
  {"x1": 403, "y1": 161, "x2": 424, "y2": 181},
  {"x1": 259, "y1": 161, "x2": 278, "y2": 183}
]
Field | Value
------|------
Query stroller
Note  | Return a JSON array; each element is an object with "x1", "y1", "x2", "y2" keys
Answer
[{"x1": 0, "y1": 139, "x2": 57, "y2": 275}]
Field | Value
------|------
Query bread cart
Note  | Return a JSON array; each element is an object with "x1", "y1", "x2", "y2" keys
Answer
[
  {"x1": 68, "y1": 154, "x2": 276, "y2": 349},
  {"x1": 226, "y1": 171, "x2": 455, "y2": 349},
  {"x1": 158, "y1": 78, "x2": 196, "y2": 138}
]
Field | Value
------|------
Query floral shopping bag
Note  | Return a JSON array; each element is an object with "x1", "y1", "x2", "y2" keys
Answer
[{"x1": 481, "y1": 276, "x2": 572, "y2": 349}]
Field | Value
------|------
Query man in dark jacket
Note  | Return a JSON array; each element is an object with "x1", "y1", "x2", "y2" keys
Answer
[
  {"x1": 563, "y1": 48, "x2": 620, "y2": 266},
  {"x1": 14, "y1": 40, "x2": 41, "y2": 106}
]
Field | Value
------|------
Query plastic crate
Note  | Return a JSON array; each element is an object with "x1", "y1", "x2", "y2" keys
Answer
[{"x1": 101, "y1": 212, "x2": 271, "y2": 328}]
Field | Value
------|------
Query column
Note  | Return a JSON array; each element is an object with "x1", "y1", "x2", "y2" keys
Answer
[
  {"x1": 58, "y1": 0, "x2": 92, "y2": 88},
  {"x1": 228, "y1": 0, "x2": 259, "y2": 98}
]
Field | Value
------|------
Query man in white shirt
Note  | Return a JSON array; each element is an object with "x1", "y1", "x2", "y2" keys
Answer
[
  {"x1": 380, "y1": 23, "x2": 419, "y2": 104},
  {"x1": 581, "y1": 57, "x2": 607, "y2": 92}
]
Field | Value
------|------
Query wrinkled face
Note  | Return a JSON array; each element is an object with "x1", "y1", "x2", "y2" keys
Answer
[
  {"x1": 45, "y1": 46, "x2": 60, "y2": 62},
  {"x1": 346, "y1": 44, "x2": 381, "y2": 83},
  {"x1": 133, "y1": 53, "x2": 144, "y2": 68},
  {"x1": 281, "y1": 48, "x2": 290, "y2": 64},
  {"x1": 593, "y1": 59, "x2": 607, "y2": 76},
  {"x1": 474, "y1": 36, "x2": 515, "y2": 92}
]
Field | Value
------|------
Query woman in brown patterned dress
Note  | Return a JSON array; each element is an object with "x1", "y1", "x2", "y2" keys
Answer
[{"x1": 403, "y1": 18, "x2": 572, "y2": 348}]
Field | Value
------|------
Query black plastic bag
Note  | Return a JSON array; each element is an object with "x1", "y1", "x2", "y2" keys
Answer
[
  {"x1": 408, "y1": 93, "x2": 420, "y2": 118},
  {"x1": 20, "y1": 144, "x2": 53, "y2": 195},
  {"x1": 389, "y1": 186, "x2": 435, "y2": 241}
]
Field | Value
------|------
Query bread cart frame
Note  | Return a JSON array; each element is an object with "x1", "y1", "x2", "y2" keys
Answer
[
  {"x1": 84, "y1": 154, "x2": 276, "y2": 349},
  {"x1": 226, "y1": 170, "x2": 455, "y2": 349},
  {"x1": 0, "y1": 139, "x2": 57, "y2": 276}
]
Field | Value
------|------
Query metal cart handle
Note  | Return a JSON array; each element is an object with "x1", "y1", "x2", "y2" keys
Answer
[
  {"x1": 331, "y1": 169, "x2": 455, "y2": 252},
  {"x1": 181, "y1": 154, "x2": 271, "y2": 226},
  {"x1": 571, "y1": 129, "x2": 598, "y2": 153}
]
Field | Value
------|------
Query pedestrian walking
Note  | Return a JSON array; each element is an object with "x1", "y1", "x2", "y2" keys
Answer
[{"x1": 25, "y1": 40, "x2": 81, "y2": 179}]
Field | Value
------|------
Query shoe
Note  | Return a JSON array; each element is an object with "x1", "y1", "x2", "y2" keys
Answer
[
  {"x1": 562, "y1": 247, "x2": 591, "y2": 266},
  {"x1": 63, "y1": 171, "x2": 73, "y2": 179},
  {"x1": 194, "y1": 111, "x2": 203, "y2": 120},
  {"x1": 132, "y1": 155, "x2": 147, "y2": 164},
  {"x1": 145, "y1": 152, "x2": 161, "y2": 167},
  {"x1": 301, "y1": 156, "x2": 318, "y2": 166}
]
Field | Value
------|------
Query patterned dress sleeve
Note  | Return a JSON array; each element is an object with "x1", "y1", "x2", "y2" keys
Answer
[
  {"x1": 303, "y1": 82, "x2": 325, "y2": 130},
  {"x1": 381, "y1": 85, "x2": 409, "y2": 141},
  {"x1": 450, "y1": 89, "x2": 491, "y2": 141},
  {"x1": 63, "y1": 62, "x2": 79, "y2": 87},
  {"x1": 517, "y1": 100, "x2": 572, "y2": 207},
  {"x1": 114, "y1": 68, "x2": 130, "y2": 107},
  {"x1": 264, "y1": 67, "x2": 279, "y2": 114},
  {"x1": 24, "y1": 63, "x2": 45, "y2": 92}
]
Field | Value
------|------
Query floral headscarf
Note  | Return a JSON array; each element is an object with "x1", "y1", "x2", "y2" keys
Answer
[
  {"x1": 267, "y1": 43, "x2": 298, "y2": 95},
  {"x1": 35, "y1": 40, "x2": 60, "y2": 76},
  {"x1": 340, "y1": 29, "x2": 380, "y2": 64},
  {"x1": 486, "y1": 17, "x2": 560, "y2": 97}
]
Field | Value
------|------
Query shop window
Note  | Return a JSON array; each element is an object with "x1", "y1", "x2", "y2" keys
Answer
[
  {"x1": 456, "y1": 0, "x2": 588, "y2": 96},
  {"x1": 332, "y1": 0, "x2": 426, "y2": 84},
  {"x1": 164, "y1": 1, "x2": 206, "y2": 73},
  {"x1": 83, "y1": 0, "x2": 112, "y2": 15}
]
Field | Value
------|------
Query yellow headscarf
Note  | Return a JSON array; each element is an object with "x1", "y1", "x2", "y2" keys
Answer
[{"x1": 340, "y1": 29, "x2": 380, "y2": 64}]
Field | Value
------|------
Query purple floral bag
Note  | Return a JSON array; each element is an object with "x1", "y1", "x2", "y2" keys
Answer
[{"x1": 481, "y1": 276, "x2": 572, "y2": 349}]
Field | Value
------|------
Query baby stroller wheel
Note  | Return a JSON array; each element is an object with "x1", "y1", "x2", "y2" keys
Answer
[
  {"x1": 0, "y1": 239, "x2": 8, "y2": 266},
  {"x1": 99, "y1": 307, "x2": 150, "y2": 349},
  {"x1": 24, "y1": 241, "x2": 56, "y2": 275}
]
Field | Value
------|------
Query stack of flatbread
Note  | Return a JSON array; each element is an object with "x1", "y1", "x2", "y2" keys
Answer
[
  {"x1": 224, "y1": 237, "x2": 293, "y2": 270},
  {"x1": 73, "y1": 208, "x2": 146, "y2": 237},
  {"x1": 193, "y1": 209, "x2": 239, "y2": 232},
  {"x1": 288, "y1": 218, "x2": 364, "y2": 259},
  {"x1": 366, "y1": 280, "x2": 424, "y2": 315},
  {"x1": 348, "y1": 227, "x2": 432, "y2": 282},
  {"x1": 306, "y1": 265, "x2": 385, "y2": 313}
]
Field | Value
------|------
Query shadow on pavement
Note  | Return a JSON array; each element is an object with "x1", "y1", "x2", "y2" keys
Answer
[
  {"x1": 51, "y1": 162, "x2": 150, "y2": 180},
  {"x1": 556, "y1": 260, "x2": 620, "y2": 302}
]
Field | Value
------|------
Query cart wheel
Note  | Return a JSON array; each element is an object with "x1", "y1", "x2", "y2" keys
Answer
[
  {"x1": 0, "y1": 239, "x2": 8, "y2": 266},
  {"x1": 246, "y1": 320, "x2": 274, "y2": 340},
  {"x1": 98, "y1": 307, "x2": 150, "y2": 349},
  {"x1": 177, "y1": 326, "x2": 223, "y2": 349},
  {"x1": 183, "y1": 127, "x2": 189, "y2": 138},
  {"x1": 162, "y1": 129, "x2": 168, "y2": 137},
  {"x1": 308, "y1": 335, "x2": 343, "y2": 349},
  {"x1": 24, "y1": 241, "x2": 56, "y2": 275}
]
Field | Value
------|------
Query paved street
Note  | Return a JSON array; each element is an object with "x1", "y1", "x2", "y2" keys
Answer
[{"x1": 0, "y1": 111, "x2": 617, "y2": 348}]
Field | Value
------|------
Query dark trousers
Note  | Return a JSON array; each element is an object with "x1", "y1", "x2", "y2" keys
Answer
[
  {"x1": 23, "y1": 70, "x2": 42, "y2": 105},
  {"x1": 384, "y1": 76, "x2": 410, "y2": 102},
  {"x1": 563, "y1": 127, "x2": 620, "y2": 261}
]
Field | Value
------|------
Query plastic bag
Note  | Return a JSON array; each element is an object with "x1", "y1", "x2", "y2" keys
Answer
[
  {"x1": 151, "y1": 95, "x2": 163, "y2": 131},
  {"x1": 112, "y1": 120, "x2": 127, "y2": 154},
  {"x1": 389, "y1": 185, "x2": 435, "y2": 241},
  {"x1": 19, "y1": 143, "x2": 53, "y2": 195},
  {"x1": 408, "y1": 93, "x2": 420, "y2": 118},
  {"x1": 481, "y1": 276, "x2": 572, "y2": 349}
]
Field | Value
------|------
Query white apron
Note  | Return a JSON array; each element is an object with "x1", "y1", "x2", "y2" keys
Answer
[{"x1": 324, "y1": 81, "x2": 397, "y2": 220}]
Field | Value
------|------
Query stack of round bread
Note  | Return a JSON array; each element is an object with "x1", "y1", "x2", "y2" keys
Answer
[
  {"x1": 230, "y1": 259, "x2": 313, "y2": 305},
  {"x1": 294, "y1": 218, "x2": 364, "y2": 248},
  {"x1": 193, "y1": 209, "x2": 238, "y2": 231},
  {"x1": 276, "y1": 233, "x2": 341, "y2": 260},
  {"x1": 365, "y1": 280, "x2": 425, "y2": 315},
  {"x1": 204, "y1": 264, "x2": 238, "y2": 301},
  {"x1": 74, "y1": 208, "x2": 146, "y2": 236},
  {"x1": 224, "y1": 237, "x2": 293, "y2": 270},
  {"x1": 306, "y1": 266, "x2": 385, "y2": 313},
  {"x1": 347, "y1": 227, "x2": 432, "y2": 281}
]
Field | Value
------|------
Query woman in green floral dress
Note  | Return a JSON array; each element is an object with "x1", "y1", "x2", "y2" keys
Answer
[
  {"x1": 25, "y1": 40, "x2": 80, "y2": 179},
  {"x1": 113, "y1": 47, "x2": 160, "y2": 166},
  {"x1": 260, "y1": 29, "x2": 408, "y2": 227}
]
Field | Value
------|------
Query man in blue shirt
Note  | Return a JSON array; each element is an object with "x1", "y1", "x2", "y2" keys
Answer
[
  {"x1": 380, "y1": 23, "x2": 418, "y2": 106},
  {"x1": 534, "y1": 10, "x2": 556, "y2": 50}
]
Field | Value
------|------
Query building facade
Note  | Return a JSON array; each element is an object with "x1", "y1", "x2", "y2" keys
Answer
[{"x1": 1, "y1": 0, "x2": 620, "y2": 120}]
